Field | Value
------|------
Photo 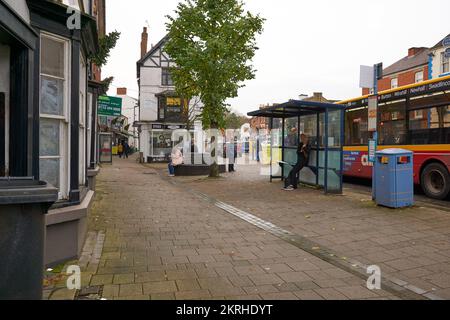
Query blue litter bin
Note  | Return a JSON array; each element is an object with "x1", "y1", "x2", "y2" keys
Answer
[{"x1": 374, "y1": 148, "x2": 414, "y2": 208}]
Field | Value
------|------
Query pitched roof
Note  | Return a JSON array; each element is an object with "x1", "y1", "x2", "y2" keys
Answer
[
  {"x1": 136, "y1": 34, "x2": 170, "y2": 65},
  {"x1": 431, "y1": 34, "x2": 450, "y2": 50},
  {"x1": 383, "y1": 47, "x2": 429, "y2": 76}
]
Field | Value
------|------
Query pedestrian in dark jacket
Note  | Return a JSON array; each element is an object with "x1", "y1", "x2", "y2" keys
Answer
[
  {"x1": 283, "y1": 134, "x2": 311, "y2": 191},
  {"x1": 124, "y1": 142, "x2": 130, "y2": 158}
]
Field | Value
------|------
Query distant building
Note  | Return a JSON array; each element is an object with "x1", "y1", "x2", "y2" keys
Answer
[
  {"x1": 301, "y1": 92, "x2": 339, "y2": 103},
  {"x1": 116, "y1": 87, "x2": 139, "y2": 149},
  {"x1": 250, "y1": 105, "x2": 270, "y2": 131},
  {"x1": 429, "y1": 34, "x2": 450, "y2": 79},
  {"x1": 136, "y1": 28, "x2": 202, "y2": 163},
  {"x1": 362, "y1": 47, "x2": 430, "y2": 95}
]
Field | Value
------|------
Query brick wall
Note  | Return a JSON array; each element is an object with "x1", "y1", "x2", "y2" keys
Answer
[{"x1": 362, "y1": 65, "x2": 429, "y2": 95}]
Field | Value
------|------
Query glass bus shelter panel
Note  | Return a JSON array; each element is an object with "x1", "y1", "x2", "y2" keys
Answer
[
  {"x1": 326, "y1": 109, "x2": 344, "y2": 193},
  {"x1": 284, "y1": 117, "x2": 299, "y2": 147},
  {"x1": 299, "y1": 149, "x2": 319, "y2": 185},
  {"x1": 270, "y1": 119, "x2": 283, "y2": 177},
  {"x1": 282, "y1": 148, "x2": 298, "y2": 179}
]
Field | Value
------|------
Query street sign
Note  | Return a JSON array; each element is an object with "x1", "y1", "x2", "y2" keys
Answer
[
  {"x1": 368, "y1": 96, "x2": 377, "y2": 132},
  {"x1": 442, "y1": 36, "x2": 450, "y2": 48},
  {"x1": 360, "y1": 65, "x2": 374, "y2": 89},
  {"x1": 98, "y1": 96, "x2": 122, "y2": 117},
  {"x1": 445, "y1": 48, "x2": 450, "y2": 59}
]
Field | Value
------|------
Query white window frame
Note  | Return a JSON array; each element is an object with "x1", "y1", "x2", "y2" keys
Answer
[
  {"x1": 39, "y1": 32, "x2": 71, "y2": 200},
  {"x1": 391, "y1": 78, "x2": 398, "y2": 89},
  {"x1": 79, "y1": 54, "x2": 87, "y2": 185},
  {"x1": 441, "y1": 52, "x2": 449, "y2": 74},
  {"x1": 415, "y1": 71, "x2": 424, "y2": 83},
  {"x1": 87, "y1": 92, "x2": 93, "y2": 167}
]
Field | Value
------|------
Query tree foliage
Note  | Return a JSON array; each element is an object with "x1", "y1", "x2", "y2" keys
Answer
[
  {"x1": 224, "y1": 112, "x2": 249, "y2": 129},
  {"x1": 165, "y1": 0, "x2": 265, "y2": 130},
  {"x1": 90, "y1": 31, "x2": 121, "y2": 67}
]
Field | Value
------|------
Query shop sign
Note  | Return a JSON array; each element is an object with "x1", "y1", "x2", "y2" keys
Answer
[{"x1": 98, "y1": 96, "x2": 122, "y2": 116}]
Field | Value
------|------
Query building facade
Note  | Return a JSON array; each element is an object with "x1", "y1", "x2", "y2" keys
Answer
[
  {"x1": 1, "y1": 0, "x2": 105, "y2": 266},
  {"x1": 136, "y1": 28, "x2": 202, "y2": 163},
  {"x1": 429, "y1": 34, "x2": 450, "y2": 79},
  {"x1": 362, "y1": 47, "x2": 430, "y2": 95}
]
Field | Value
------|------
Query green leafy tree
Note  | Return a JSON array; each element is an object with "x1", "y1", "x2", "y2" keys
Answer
[
  {"x1": 90, "y1": 31, "x2": 121, "y2": 67},
  {"x1": 225, "y1": 112, "x2": 249, "y2": 129},
  {"x1": 165, "y1": 0, "x2": 264, "y2": 176}
]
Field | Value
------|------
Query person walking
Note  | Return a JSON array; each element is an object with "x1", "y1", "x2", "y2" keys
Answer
[
  {"x1": 118, "y1": 142, "x2": 124, "y2": 159},
  {"x1": 168, "y1": 145, "x2": 184, "y2": 177},
  {"x1": 124, "y1": 141, "x2": 130, "y2": 159},
  {"x1": 283, "y1": 134, "x2": 311, "y2": 191},
  {"x1": 227, "y1": 137, "x2": 238, "y2": 173}
]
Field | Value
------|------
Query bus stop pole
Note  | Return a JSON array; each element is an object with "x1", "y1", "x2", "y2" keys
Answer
[{"x1": 371, "y1": 63, "x2": 381, "y2": 200}]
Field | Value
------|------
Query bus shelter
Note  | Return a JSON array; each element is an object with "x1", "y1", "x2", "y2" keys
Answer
[{"x1": 248, "y1": 100, "x2": 345, "y2": 194}]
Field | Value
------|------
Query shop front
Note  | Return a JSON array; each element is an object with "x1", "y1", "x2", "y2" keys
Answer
[
  {"x1": 26, "y1": 0, "x2": 101, "y2": 266},
  {"x1": 146, "y1": 123, "x2": 192, "y2": 163}
]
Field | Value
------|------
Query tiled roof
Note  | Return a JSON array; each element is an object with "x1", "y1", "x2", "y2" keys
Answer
[{"x1": 383, "y1": 47, "x2": 429, "y2": 76}]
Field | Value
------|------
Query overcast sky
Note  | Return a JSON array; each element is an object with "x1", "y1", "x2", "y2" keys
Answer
[{"x1": 103, "y1": 0, "x2": 450, "y2": 115}]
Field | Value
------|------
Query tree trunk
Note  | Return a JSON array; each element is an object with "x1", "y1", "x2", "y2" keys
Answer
[{"x1": 209, "y1": 122, "x2": 220, "y2": 178}]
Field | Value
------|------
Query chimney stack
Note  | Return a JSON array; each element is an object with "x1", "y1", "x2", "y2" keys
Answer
[
  {"x1": 408, "y1": 47, "x2": 422, "y2": 57},
  {"x1": 313, "y1": 92, "x2": 323, "y2": 101},
  {"x1": 117, "y1": 87, "x2": 127, "y2": 96},
  {"x1": 141, "y1": 27, "x2": 148, "y2": 59}
]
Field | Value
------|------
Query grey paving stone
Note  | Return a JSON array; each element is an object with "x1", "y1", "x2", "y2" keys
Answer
[{"x1": 143, "y1": 281, "x2": 177, "y2": 294}]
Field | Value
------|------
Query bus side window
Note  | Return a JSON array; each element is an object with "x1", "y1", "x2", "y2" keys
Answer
[{"x1": 378, "y1": 100, "x2": 406, "y2": 145}]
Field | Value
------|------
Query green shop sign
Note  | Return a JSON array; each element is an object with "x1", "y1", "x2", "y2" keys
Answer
[{"x1": 98, "y1": 95, "x2": 122, "y2": 116}]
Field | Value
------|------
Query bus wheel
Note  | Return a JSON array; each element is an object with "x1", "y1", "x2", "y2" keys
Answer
[{"x1": 421, "y1": 163, "x2": 450, "y2": 200}]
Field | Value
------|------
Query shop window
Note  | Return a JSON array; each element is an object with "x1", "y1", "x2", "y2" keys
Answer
[
  {"x1": 151, "y1": 131, "x2": 173, "y2": 157},
  {"x1": 165, "y1": 97, "x2": 183, "y2": 122},
  {"x1": 345, "y1": 107, "x2": 368, "y2": 146},
  {"x1": 39, "y1": 33, "x2": 70, "y2": 199},
  {"x1": 378, "y1": 100, "x2": 406, "y2": 145}
]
